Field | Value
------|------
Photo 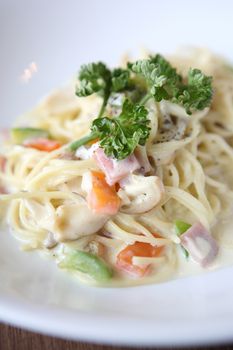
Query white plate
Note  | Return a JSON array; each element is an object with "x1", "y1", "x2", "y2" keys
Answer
[{"x1": 1, "y1": 0, "x2": 233, "y2": 346}]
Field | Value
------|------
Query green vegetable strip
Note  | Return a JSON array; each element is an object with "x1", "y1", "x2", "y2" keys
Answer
[
  {"x1": 69, "y1": 133, "x2": 98, "y2": 152},
  {"x1": 11, "y1": 127, "x2": 50, "y2": 144},
  {"x1": 59, "y1": 250, "x2": 113, "y2": 282},
  {"x1": 174, "y1": 220, "x2": 192, "y2": 236},
  {"x1": 174, "y1": 220, "x2": 191, "y2": 258}
]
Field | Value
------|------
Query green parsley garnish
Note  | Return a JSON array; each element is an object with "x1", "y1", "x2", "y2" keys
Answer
[
  {"x1": 91, "y1": 99, "x2": 150, "y2": 160},
  {"x1": 128, "y1": 54, "x2": 182, "y2": 104},
  {"x1": 71, "y1": 54, "x2": 213, "y2": 159},
  {"x1": 76, "y1": 62, "x2": 130, "y2": 118},
  {"x1": 173, "y1": 68, "x2": 213, "y2": 114},
  {"x1": 128, "y1": 55, "x2": 213, "y2": 114},
  {"x1": 70, "y1": 99, "x2": 150, "y2": 160}
]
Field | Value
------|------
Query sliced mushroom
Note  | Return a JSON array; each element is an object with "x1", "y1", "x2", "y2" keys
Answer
[
  {"x1": 157, "y1": 102, "x2": 188, "y2": 143},
  {"x1": 134, "y1": 145, "x2": 152, "y2": 174},
  {"x1": 119, "y1": 174, "x2": 164, "y2": 214},
  {"x1": 54, "y1": 199, "x2": 109, "y2": 242}
]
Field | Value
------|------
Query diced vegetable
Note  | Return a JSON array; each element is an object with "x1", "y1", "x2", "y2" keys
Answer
[
  {"x1": 174, "y1": 220, "x2": 191, "y2": 258},
  {"x1": 180, "y1": 222, "x2": 219, "y2": 267},
  {"x1": 93, "y1": 146, "x2": 140, "y2": 186},
  {"x1": 70, "y1": 134, "x2": 98, "y2": 152},
  {"x1": 175, "y1": 220, "x2": 192, "y2": 236},
  {"x1": 82, "y1": 171, "x2": 121, "y2": 215},
  {"x1": 24, "y1": 138, "x2": 61, "y2": 152},
  {"x1": 116, "y1": 240, "x2": 164, "y2": 278},
  {"x1": 59, "y1": 250, "x2": 113, "y2": 282},
  {"x1": 11, "y1": 127, "x2": 49, "y2": 144}
]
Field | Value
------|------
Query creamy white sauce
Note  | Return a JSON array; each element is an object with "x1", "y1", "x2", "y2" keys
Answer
[{"x1": 33, "y1": 214, "x2": 233, "y2": 288}]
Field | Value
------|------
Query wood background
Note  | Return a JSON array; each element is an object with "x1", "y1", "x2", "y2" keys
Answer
[{"x1": 0, "y1": 323, "x2": 233, "y2": 350}]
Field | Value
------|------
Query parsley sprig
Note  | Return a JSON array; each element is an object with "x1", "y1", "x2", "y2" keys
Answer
[
  {"x1": 173, "y1": 68, "x2": 213, "y2": 114},
  {"x1": 70, "y1": 54, "x2": 213, "y2": 160},
  {"x1": 91, "y1": 100, "x2": 150, "y2": 160},
  {"x1": 128, "y1": 54, "x2": 182, "y2": 104},
  {"x1": 70, "y1": 99, "x2": 150, "y2": 160},
  {"x1": 128, "y1": 54, "x2": 213, "y2": 114},
  {"x1": 76, "y1": 62, "x2": 130, "y2": 118}
]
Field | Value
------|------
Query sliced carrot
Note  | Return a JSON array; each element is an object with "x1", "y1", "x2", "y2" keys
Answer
[
  {"x1": 116, "y1": 238, "x2": 164, "y2": 278},
  {"x1": 24, "y1": 138, "x2": 62, "y2": 152},
  {"x1": 87, "y1": 171, "x2": 121, "y2": 215}
]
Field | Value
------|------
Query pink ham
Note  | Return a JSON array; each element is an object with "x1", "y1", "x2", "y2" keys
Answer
[
  {"x1": 93, "y1": 146, "x2": 140, "y2": 186},
  {"x1": 180, "y1": 222, "x2": 219, "y2": 267}
]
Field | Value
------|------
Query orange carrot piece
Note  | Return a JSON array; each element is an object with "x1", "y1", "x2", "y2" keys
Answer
[
  {"x1": 116, "y1": 238, "x2": 164, "y2": 277},
  {"x1": 87, "y1": 171, "x2": 121, "y2": 215},
  {"x1": 24, "y1": 138, "x2": 61, "y2": 152}
]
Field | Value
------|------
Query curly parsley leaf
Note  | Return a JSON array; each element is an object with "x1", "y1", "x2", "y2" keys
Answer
[
  {"x1": 128, "y1": 55, "x2": 213, "y2": 114},
  {"x1": 91, "y1": 99, "x2": 150, "y2": 160},
  {"x1": 111, "y1": 68, "x2": 130, "y2": 92},
  {"x1": 70, "y1": 99, "x2": 150, "y2": 159},
  {"x1": 71, "y1": 55, "x2": 213, "y2": 160},
  {"x1": 172, "y1": 68, "x2": 213, "y2": 114},
  {"x1": 76, "y1": 63, "x2": 131, "y2": 118},
  {"x1": 128, "y1": 55, "x2": 182, "y2": 102},
  {"x1": 76, "y1": 62, "x2": 112, "y2": 97}
]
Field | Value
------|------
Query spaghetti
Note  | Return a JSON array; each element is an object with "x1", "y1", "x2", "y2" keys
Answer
[{"x1": 1, "y1": 48, "x2": 233, "y2": 286}]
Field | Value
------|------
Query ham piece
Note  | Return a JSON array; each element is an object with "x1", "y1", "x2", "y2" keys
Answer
[
  {"x1": 93, "y1": 146, "x2": 140, "y2": 186},
  {"x1": 180, "y1": 222, "x2": 219, "y2": 267}
]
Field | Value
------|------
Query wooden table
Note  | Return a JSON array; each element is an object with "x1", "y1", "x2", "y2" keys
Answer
[{"x1": 1, "y1": 323, "x2": 233, "y2": 350}]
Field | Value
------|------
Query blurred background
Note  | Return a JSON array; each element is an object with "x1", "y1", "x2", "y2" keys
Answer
[{"x1": 1, "y1": 0, "x2": 232, "y2": 124}]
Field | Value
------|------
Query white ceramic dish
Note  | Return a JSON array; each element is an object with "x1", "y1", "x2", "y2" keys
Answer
[{"x1": 1, "y1": 0, "x2": 233, "y2": 346}]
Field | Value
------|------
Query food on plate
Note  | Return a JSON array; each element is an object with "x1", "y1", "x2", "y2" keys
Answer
[{"x1": 1, "y1": 48, "x2": 233, "y2": 286}]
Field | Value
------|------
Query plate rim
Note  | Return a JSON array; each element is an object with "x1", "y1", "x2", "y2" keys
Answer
[{"x1": 1, "y1": 288, "x2": 233, "y2": 347}]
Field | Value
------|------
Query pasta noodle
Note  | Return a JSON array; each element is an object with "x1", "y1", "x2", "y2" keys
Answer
[{"x1": 1, "y1": 48, "x2": 233, "y2": 286}]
